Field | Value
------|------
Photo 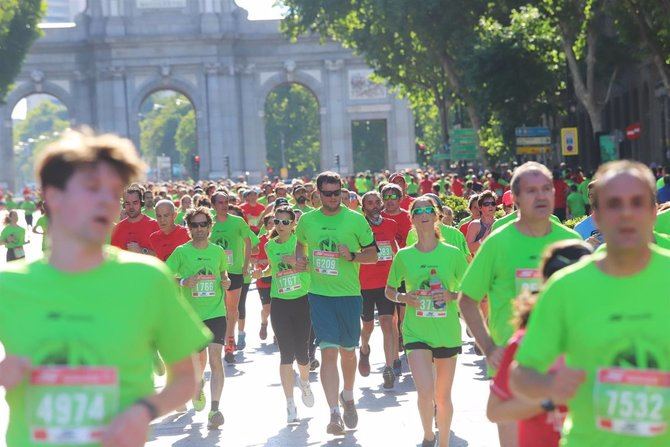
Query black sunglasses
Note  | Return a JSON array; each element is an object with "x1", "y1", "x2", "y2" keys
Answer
[
  {"x1": 273, "y1": 218, "x2": 293, "y2": 226},
  {"x1": 319, "y1": 189, "x2": 342, "y2": 197},
  {"x1": 188, "y1": 221, "x2": 210, "y2": 228},
  {"x1": 481, "y1": 201, "x2": 496, "y2": 207}
]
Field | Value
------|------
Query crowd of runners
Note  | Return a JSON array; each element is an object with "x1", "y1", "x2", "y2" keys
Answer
[{"x1": 1, "y1": 129, "x2": 669, "y2": 447}]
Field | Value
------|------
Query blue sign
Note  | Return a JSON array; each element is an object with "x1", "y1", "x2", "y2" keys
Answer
[{"x1": 515, "y1": 127, "x2": 551, "y2": 138}]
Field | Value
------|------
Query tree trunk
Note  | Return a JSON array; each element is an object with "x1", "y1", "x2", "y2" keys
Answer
[
  {"x1": 435, "y1": 93, "x2": 451, "y2": 170},
  {"x1": 629, "y1": 0, "x2": 670, "y2": 92}
]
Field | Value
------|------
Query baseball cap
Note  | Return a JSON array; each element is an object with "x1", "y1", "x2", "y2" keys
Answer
[{"x1": 502, "y1": 190, "x2": 513, "y2": 207}]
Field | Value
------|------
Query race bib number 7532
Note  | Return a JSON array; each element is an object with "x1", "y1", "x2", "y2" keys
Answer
[{"x1": 26, "y1": 366, "x2": 119, "y2": 444}]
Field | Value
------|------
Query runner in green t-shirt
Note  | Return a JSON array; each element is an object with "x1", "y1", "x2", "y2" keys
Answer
[
  {"x1": 294, "y1": 171, "x2": 377, "y2": 435},
  {"x1": 166, "y1": 207, "x2": 231, "y2": 429},
  {"x1": 511, "y1": 160, "x2": 670, "y2": 447},
  {"x1": 261, "y1": 206, "x2": 315, "y2": 423},
  {"x1": 459, "y1": 161, "x2": 579, "y2": 445},
  {"x1": 142, "y1": 189, "x2": 156, "y2": 219},
  {"x1": 567, "y1": 184, "x2": 587, "y2": 219},
  {"x1": 210, "y1": 191, "x2": 251, "y2": 364},
  {"x1": 0, "y1": 131, "x2": 209, "y2": 447},
  {"x1": 32, "y1": 207, "x2": 49, "y2": 252},
  {"x1": 20, "y1": 198, "x2": 37, "y2": 228},
  {"x1": 386, "y1": 196, "x2": 468, "y2": 447},
  {"x1": 1, "y1": 210, "x2": 28, "y2": 262}
]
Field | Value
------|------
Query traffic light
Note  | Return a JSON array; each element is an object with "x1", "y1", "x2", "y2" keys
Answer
[
  {"x1": 191, "y1": 154, "x2": 200, "y2": 180},
  {"x1": 334, "y1": 154, "x2": 341, "y2": 172}
]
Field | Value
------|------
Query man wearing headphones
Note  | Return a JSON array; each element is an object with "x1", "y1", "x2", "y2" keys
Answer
[{"x1": 111, "y1": 185, "x2": 159, "y2": 255}]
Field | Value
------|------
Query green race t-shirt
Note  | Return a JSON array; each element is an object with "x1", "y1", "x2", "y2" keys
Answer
[
  {"x1": 244, "y1": 230, "x2": 260, "y2": 284},
  {"x1": 567, "y1": 192, "x2": 587, "y2": 218},
  {"x1": 0, "y1": 246, "x2": 210, "y2": 447},
  {"x1": 295, "y1": 205, "x2": 374, "y2": 297},
  {"x1": 387, "y1": 242, "x2": 467, "y2": 348},
  {"x1": 406, "y1": 224, "x2": 470, "y2": 257},
  {"x1": 166, "y1": 242, "x2": 228, "y2": 321},
  {"x1": 654, "y1": 209, "x2": 670, "y2": 235},
  {"x1": 143, "y1": 208, "x2": 156, "y2": 220},
  {"x1": 265, "y1": 234, "x2": 311, "y2": 300},
  {"x1": 595, "y1": 233, "x2": 670, "y2": 254},
  {"x1": 5, "y1": 200, "x2": 17, "y2": 210},
  {"x1": 34, "y1": 215, "x2": 49, "y2": 251},
  {"x1": 21, "y1": 201, "x2": 37, "y2": 215},
  {"x1": 460, "y1": 220, "x2": 580, "y2": 346},
  {"x1": 210, "y1": 214, "x2": 251, "y2": 274},
  {"x1": 516, "y1": 247, "x2": 670, "y2": 447},
  {"x1": 491, "y1": 211, "x2": 562, "y2": 232},
  {"x1": 1, "y1": 225, "x2": 26, "y2": 249}
]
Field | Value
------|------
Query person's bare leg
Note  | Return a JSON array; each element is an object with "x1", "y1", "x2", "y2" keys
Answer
[
  {"x1": 261, "y1": 303, "x2": 271, "y2": 325},
  {"x1": 320, "y1": 348, "x2": 339, "y2": 408},
  {"x1": 280, "y1": 364, "x2": 295, "y2": 399},
  {"x1": 434, "y1": 357, "x2": 457, "y2": 447},
  {"x1": 339, "y1": 348, "x2": 357, "y2": 393},
  {"x1": 379, "y1": 315, "x2": 396, "y2": 367},
  {"x1": 208, "y1": 344, "x2": 224, "y2": 403},
  {"x1": 193, "y1": 350, "x2": 207, "y2": 401},
  {"x1": 408, "y1": 350, "x2": 436, "y2": 442},
  {"x1": 225, "y1": 288, "x2": 241, "y2": 340},
  {"x1": 360, "y1": 320, "x2": 374, "y2": 355},
  {"x1": 497, "y1": 422, "x2": 519, "y2": 447},
  {"x1": 392, "y1": 311, "x2": 400, "y2": 361}
]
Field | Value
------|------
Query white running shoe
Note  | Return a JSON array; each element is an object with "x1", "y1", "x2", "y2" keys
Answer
[
  {"x1": 297, "y1": 375, "x2": 315, "y2": 408},
  {"x1": 287, "y1": 404, "x2": 298, "y2": 423}
]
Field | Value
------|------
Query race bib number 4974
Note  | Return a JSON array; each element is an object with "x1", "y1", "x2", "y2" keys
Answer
[
  {"x1": 26, "y1": 366, "x2": 119, "y2": 445},
  {"x1": 595, "y1": 367, "x2": 670, "y2": 437}
]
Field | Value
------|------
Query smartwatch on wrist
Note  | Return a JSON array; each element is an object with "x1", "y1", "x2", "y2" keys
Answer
[
  {"x1": 136, "y1": 398, "x2": 159, "y2": 420},
  {"x1": 349, "y1": 251, "x2": 356, "y2": 262},
  {"x1": 179, "y1": 278, "x2": 186, "y2": 287},
  {"x1": 541, "y1": 399, "x2": 556, "y2": 412}
]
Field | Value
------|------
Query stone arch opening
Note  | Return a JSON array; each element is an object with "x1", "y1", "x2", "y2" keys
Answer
[
  {"x1": 10, "y1": 94, "x2": 71, "y2": 187},
  {"x1": 263, "y1": 82, "x2": 321, "y2": 179},
  {"x1": 138, "y1": 89, "x2": 197, "y2": 180}
]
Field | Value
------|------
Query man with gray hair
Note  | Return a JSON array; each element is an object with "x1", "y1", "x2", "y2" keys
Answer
[
  {"x1": 150, "y1": 199, "x2": 191, "y2": 262},
  {"x1": 458, "y1": 161, "x2": 580, "y2": 447}
]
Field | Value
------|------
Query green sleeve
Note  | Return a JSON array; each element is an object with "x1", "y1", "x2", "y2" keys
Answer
[
  {"x1": 386, "y1": 253, "x2": 403, "y2": 289},
  {"x1": 451, "y1": 251, "x2": 468, "y2": 291},
  {"x1": 249, "y1": 230, "x2": 260, "y2": 248},
  {"x1": 514, "y1": 279, "x2": 567, "y2": 373},
  {"x1": 459, "y1": 236, "x2": 497, "y2": 302},
  {"x1": 295, "y1": 218, "x2": 307, "y2": 245},
  {"x1": 218, "y1": 246, "x2": 229, "y2": 274},
  {"x1": 165, "y1": 248, "x2": 181, "y2": 276},
  {"x1": 355, "y1": 214, "x2": 375, "y2": 248},
  {"x1": 406, "y1": 228, "x2": 418, "y2": 246},
  {"x1": 455, "y1": 231, "x2": 469, "y2": 256},
  {"x1": 152, "y1": 267, "x2": 212, "y2": 363}
]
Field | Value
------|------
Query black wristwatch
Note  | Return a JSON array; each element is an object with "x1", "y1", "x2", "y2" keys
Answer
[
  {"x1": 540, "y1": 399, "x2": 556, "y2": 412},
  {"x1": 136, "y1": 398, "x2": 159, "y2": 420},
  {"x1": 349, "y1": 251, "x2": 356, "y2": 262}
]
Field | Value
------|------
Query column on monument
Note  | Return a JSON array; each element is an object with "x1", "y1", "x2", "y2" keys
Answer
[
  {"x1": 0, "y1": 109, "x2": 15, "y2": 190},
  {"x1": 324, "y1": 60, "x2": 347, "y2": 173},
  {"x1": 205, "y1": 64, "x2": 224, "y2": 178},
  {"x1": 239, "y1": 65, "x2": 265, "y2": 180},
  {"x1": 217, "y1": 64, "x2": 244, "y2": 179},
  {"x1": 111, "y1": 69, "x2": 129, "y2": 137},
  {"x1": 392, "y1": 96, "x2": 417, "y2": 170}
]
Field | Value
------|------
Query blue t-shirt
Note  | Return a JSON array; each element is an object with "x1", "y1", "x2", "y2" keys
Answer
[
  {"x1": 574, "y1": 215, "x2": 603, "y2": 243},
  {"x1": 657, "y1": 185, "x2": 670, "y2": 204}
]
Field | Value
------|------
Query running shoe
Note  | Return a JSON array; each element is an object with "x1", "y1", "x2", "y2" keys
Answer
[
  {"x1": 237, "y1": 331, "x2": 246, "y2": 350},
  {"x1": 393, "y1": 358, "x2": 402, "y2": 377},
  {"x1": 207, "y1": 410, "x2": 224, "y2": 429},
  {"x1": 382, "y1": 366, "x2": 395, "y2": 389},
  {"x1": 296, "y1": 375, "x2": 315, "y2": 407},
  {"x1": 421, "y1": 435, "x2": 436, "y2": 447},
  {"x1": 287, "y1": 404, "x2": 298, "y2": 423},
  {"x1": 326, "y1": 412, "x2": 345, "y2": 435},
  {"x1": 259, "y1": 323, "x2": 268, "y2": 340},
  {"x1": 224, "y1": 338, "x2": 236, "y2": 364},
  {"x1": 358, "y1": 347, "x2": 370, "y2": 377},
  {"x1": 192, "y1": 382, "x2": 206, "y2": 412},
  {"x1": 339, "y1": 392, "x2": 358, "y2": 429},
  {"x1": 309, "y1": 358, "x2": 320, "y2": 371}
]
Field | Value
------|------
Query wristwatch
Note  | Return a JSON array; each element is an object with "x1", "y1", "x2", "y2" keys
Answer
[
  {"x1": 141, "y1": 247, "x2": 149, "y2": 254},
  {"x1": 136, "y1": 398, "x2": 159, "y2": 420},
  {"x1": 541, "y1": 399, "x2": 556, "y2": 412}
]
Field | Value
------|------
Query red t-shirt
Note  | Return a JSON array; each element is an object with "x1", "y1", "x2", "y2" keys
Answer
[
  {"x1": 359, "y1": 218, "x2": 399, "y2": 290},
  {"x1": 254, "y1": 234, "x2": 271, "y2": 289},
  {"x1": 240, "y1": 202, "x2": 266, "y2": 233},
  {"x1": 399, "y1": 195, "x2": 414, "y2": 211},
  {"x1": 452, "y1": 179, "x2": 464, "y2": 197},
  {"x1": 491, "y1": 330, "x2": 567, "y2": 447},
  {"x1": 553, "y1": 179, "x2": 569, "y2": 208},
  {"x1": 381, "y1": 210, "x2": 412, "y2": 248},
  {"x1": 420, "y1": 178, "x2": 433, "y2": 195},
  {"x1": 149, "y1": 225, "x2": 191, "y2": 261},
  {"x1": 459, "y1": 221, "x2": 471, "y2": 237},
  {"x1": 111, "y1": 215, "x2": 159, "y2": 252}
]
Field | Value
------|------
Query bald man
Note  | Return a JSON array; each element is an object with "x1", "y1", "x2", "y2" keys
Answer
[{"x1": 150, "y1": 199, "x2": 191, "y2": 261}]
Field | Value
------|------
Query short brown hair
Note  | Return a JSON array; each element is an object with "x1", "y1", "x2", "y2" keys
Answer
[
  {"x1": 510, "y1": 162, "x2": 553, "y2": 196},
  {"x1": 316, "y1": 171, "x2": 341, "y2": 190},
  {"x1": 477, "y1": 190, "x2": 498, "y2": 207},
  {"x1": 36, "y1": 129, "x2": 145, "y2": 191},
  {"x1": 185, "y1": 206, "x2": 213, "y2": 227},
  {"x1": 591, "y1": 161, "x2": 656, "y2": 209}
]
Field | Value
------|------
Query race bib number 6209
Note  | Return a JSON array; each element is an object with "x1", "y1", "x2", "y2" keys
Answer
[
  {"x1": 313, "y1": 250, "x2": 339, "y2": 276},
  {"x1": 26, "y1": 366, "x2": 119, "y2": 445}
]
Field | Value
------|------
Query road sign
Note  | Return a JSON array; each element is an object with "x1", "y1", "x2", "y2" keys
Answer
[
  {"x1": 516, "y1": 136, "x2": 552, "y2": 146},
  {"x1": 626, "y1": 122, "x2": 641, "y2": 140},
  {"x1": 280, "y1": 167, "x2": 289, "y2": 179},
  {"x1": 599, "y1": 134, "x2": 618, "y2": 162},
  {"x1": 433, "y1": 153, "x2": 450, "y2": 161},
  {"x1": 449, "y1": 128, "x2": 478, "y2": 160},
  {"x1": 561, "y1": 127, "x2": 579, "y2": 156},
  {"x1": 516, "y1": 146, "x2": 551, "y2": 155},
  {"x1": 515, "y1": 127, "x2": 551, "y2": 138}
]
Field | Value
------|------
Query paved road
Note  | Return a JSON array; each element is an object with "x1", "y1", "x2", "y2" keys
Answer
[{"x1": 0, "y1": 213, "x2": 499, "y2": 446}]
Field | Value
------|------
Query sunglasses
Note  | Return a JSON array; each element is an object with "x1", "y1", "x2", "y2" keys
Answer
[
  {"x1": 481, "y1": 201, "x2": 496, "y2": 207},
  {"x1": 411, "y1": 207, "x2": 436, "y2": 216},
  {"x1": 383, "y1": 194, "x2": 400, "y2": 200},
  {"x1": 273, "y1": 218, "x2": 293, "y2": 226},
  {"x1": 188, "y1": 221, "x2": 210, "y2": 228},
  {"x1": 319, "y1": 189, "x2": 342, "y2": 197}
]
